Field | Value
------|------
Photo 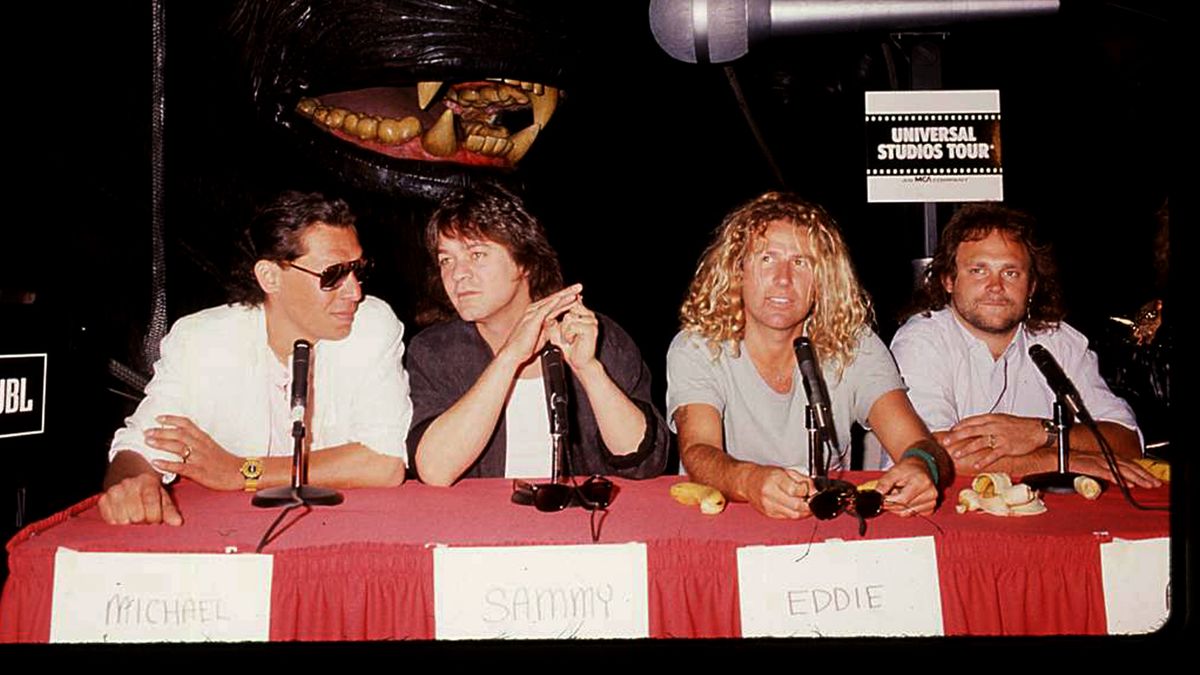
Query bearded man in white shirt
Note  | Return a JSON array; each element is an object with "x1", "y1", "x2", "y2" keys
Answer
[
  {"x1": 99, "y1": 191, "x2": 412, "y2": 525},
  {"x1": 888, "y1": 203, "x2": 1158, "y2": 488}
]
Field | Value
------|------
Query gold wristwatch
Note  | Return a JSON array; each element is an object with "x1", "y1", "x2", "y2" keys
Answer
[{"x1": 240, "y1": 457, "x2": 264, "y2": 492}]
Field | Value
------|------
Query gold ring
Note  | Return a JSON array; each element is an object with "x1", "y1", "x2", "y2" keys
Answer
[
  {"x1": 182, "y1": 445, "x2": 192, "y2": 462},
  {"x1": 988, "y1": 434, "x2": 995, "y2": 448}
]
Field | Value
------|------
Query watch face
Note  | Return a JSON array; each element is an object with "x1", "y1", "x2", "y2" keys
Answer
[{"x1": 242, "y1": 461, "x2": 263, "y2": 479}]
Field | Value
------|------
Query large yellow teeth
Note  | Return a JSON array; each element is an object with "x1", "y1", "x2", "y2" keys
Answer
[
  {"x1": 530, "y1": 85, "x2": 558, "y2": 129},
  {"x1": 377, "y1": 116, "x2": 421, "y2": 144},
  {"x1": 417, "y1": 81, "x2": 444, "y2": 110},
  {"x1": 422, "y1": 108, "x2": 458, "y2": 157},
  {"x1": 297, "y1": 76, "x2": 558, "y2": 163},
  {"x1": 506, "y1": 123, "x2": 540, "y2": 162}
]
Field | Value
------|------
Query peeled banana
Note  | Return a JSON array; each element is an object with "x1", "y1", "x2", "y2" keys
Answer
[
  {"x1": 670, "y1": 481, "x2": 727, "y2": 515},
  {"x1": 957, "y1": 472, "x2": 1046, "y2": 516}
]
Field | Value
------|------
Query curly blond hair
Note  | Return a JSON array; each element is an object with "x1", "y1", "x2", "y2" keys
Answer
[{"x1": 680, "y1": 192, "x2": 873, "y2": 377}]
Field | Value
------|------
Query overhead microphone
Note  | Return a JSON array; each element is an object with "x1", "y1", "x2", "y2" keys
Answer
[{"x1": 649, "y1": 0, "x2": 1060, "y2": 64}]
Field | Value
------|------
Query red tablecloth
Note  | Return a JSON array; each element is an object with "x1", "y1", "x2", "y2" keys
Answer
[{"x1": 0, "y1": 473, "x2": 1169, "y2": 641}]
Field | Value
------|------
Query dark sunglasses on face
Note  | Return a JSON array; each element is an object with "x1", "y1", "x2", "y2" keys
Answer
[
  {"x1": 285, "y1": 258, "x2": 372, "y2": 291},
  {"x1": 511, "y1": 475, "x2": 615, "y2": 512},
  {"x1": 807, "y1": 478, "x2": 884, "y2": 535}
]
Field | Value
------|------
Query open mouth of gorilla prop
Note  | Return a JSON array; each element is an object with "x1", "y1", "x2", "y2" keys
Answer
[
  {"x1": 232, "y1": 0, "x2": 571, "y2": 198},
  {"x1": 295, "y1": 78, "x2": 556, "y2": 167}
]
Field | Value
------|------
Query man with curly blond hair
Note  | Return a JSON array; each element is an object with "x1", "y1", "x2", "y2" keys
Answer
[{"x1": 666, "y1": 192, "x2": 950, "y2": 519}]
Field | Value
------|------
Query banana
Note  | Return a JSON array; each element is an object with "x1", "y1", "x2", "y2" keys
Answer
[
  {"x1": 957, "y1": 472, "x2": 1046, "y2": 516},
  {"x1": 956, "y1": 489, "x2": 983, "y2": 514},
  {"x1": 670, "y1": 481, "x2": 727, "y2": 515},
  {"x1": 1074, "y1": 475, "x2": 1103, "y2": 500},
  {"x1": 1000, "y1": 483, "x2": 1036, "y2": 506},
  {"x1": 1134, "y1": 457, "x2": 1170, "y2": 482},
  {"x1": 972, "y1": 473, "x2": 1012, "y2": 499},
  {"x1": 1008, "y1": 499, "x2": 1048, "y2": 516}
]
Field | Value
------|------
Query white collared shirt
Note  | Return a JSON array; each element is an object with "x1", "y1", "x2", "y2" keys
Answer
[
  {"x1": 109, "y1": 296, "x2": 412, "y2": 481},
  {"x1": 864, "y1": 307, "x2": 1140, "y2": 469}
]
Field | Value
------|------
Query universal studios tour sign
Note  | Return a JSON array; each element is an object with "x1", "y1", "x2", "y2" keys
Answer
[{"x1": 865, "y1": 90, "x2": 1003, "y2": 203}]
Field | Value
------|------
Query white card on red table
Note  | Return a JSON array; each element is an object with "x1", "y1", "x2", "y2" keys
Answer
[
  {"x1": 49, "y1": 547, "x2": 273, "y2": 643},
  {"x1": 737, "y1": 536, "x2": 943, "y2": 637},
  {"x1": 1100, "y1": 537, "x2": 1170, "y2": 634},
  {"x1": 433, "y1": 543, "x2": 649, "y2": 639}
]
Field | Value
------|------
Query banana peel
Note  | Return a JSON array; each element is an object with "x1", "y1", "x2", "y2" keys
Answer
[
  {"x1": 670, "y1": 481, "x2": 726, "y2": 515},
  {"x1": 957, "y1": 472, "x2": 1046, "y2": 516}
]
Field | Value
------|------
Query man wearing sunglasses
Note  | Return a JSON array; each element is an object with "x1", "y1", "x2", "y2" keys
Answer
[
  {"x1": 667, "y1": 192, "x2": 952, "y2": 520},
  {"x1": 405, "y1": 182, "x2": 668, "y2": 485},
  {"x1": 99, "y1": 191, "x2": 412, "y2": 525},
  {"x1": 883, "y1": 203, "x2": 1157, "y2": 488}
]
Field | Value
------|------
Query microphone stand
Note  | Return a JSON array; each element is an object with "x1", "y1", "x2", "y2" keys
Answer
[
  {"x1": 254, "y1": 342, "x2": 343, "y2": 508},
  {"x1": 253, "y1": 418, "x2": 344, "y2": 507},
  {"x1": 1022, "y1": 400, "x2": 1096, "y2": 495},
  {"x1": 805, "y1": 406, "x2": 851, "y2": 493}
]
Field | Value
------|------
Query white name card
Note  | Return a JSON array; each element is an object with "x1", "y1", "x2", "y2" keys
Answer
[
  {"x1": 1101, "y1": 537, "x2": 1170, "y2": 634},
  {"x1": 433, "y1": 543, "x2": 649, "y2": 640},
  {"x1": 50, "y1": 547, "x2": 273, "y2": 643},
  {"x1": 738, "y1": 536, "x2": 943, "y2": 637}
]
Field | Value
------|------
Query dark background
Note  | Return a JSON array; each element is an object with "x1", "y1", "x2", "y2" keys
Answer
[{"x1": 0, "y1": 1, "x2": 1177, "y2": 587}]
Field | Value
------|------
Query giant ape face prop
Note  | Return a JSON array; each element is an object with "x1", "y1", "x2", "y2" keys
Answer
[{"x1": 231, "y1": 0, "x2": 574, "y2": 199}]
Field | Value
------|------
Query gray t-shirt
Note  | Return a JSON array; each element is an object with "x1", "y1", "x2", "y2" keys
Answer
[{"x1": 665, "y1": 329, "x2": 905, "y2": 473}]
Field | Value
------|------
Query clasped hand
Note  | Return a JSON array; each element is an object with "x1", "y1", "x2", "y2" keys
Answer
[{"x1": 498, "y1": 283, "x2": 601, "y2": 372}]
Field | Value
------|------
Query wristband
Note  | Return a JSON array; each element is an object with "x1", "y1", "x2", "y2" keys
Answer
[{"x1": 901, "y1": 447, "x2": 939, "y2": 488}]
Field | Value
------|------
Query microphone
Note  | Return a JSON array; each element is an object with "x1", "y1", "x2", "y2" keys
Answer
[
  {"x1": 541, "y1": 345, "x2": 569, "y2": 436},
  {"x1": 253, "y1": 337, "x2": 343, "y2": 508},
  {"x1": 794, "y1": 337, "x2": 839, "y2": 452},
  {"x1": 291, "y1": 339, "x2": 311, "y2": 426},
  {"x1": 1028, "y1": 344, "x2": 1094, "y2": 426},
  {"x1": 540, "y1": 345, "x2": 570, "y2": 481},
  {"x1": 649, "y1": 0, "x2": 1059, "y2": 64}
]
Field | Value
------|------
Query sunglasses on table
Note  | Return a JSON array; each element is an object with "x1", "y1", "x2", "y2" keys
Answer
[
  {"x1": 511, "y1": 475, "x2": 615, "y2": 512},
  {"x1": 285, "y1": 258, "x2": 372, "y2": 291},
  {"x1": 511, "y1": 475, "x2": 616, "y2": 543},
  {"x1": 806, "y1": 477, "x2": 884, "y2": 536}
]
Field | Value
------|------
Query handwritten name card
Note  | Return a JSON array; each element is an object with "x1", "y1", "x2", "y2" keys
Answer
[
  {"x1": 50, "y1": 547, "x2": 272, "y2": 643},
  {"x1": 433, "y1": 543, "x2": 649, "y2": 639},
  {"x1": 738, "y1": 536, "x2": 943, "y2": 637}
]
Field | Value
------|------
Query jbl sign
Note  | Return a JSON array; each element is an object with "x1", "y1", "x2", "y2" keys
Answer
[{"x1": 0, "y1": 353, "x2": 47, "y2": 439}]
